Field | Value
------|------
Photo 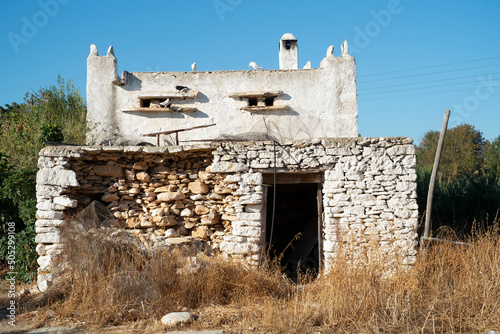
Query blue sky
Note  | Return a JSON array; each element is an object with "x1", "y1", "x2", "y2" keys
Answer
[{"x1": 1, "y1": 0, "x2": 499, "y2": 144}]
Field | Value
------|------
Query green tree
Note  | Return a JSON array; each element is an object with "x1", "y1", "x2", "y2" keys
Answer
[
  {"x1": 0, "y1": 75, "x2": 87, "y2": 282},
  {"x1": 416, "y1": 124, "x2": 486, "y2": 183},
  {"x1": 0, "y1": 75, "x2": 87, "y2": 169},
  {"x1": 484, "y1": 135, "x2": 500, "y2": 178}
]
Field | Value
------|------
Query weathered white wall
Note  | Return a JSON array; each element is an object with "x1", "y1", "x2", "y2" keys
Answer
[{"x1": 86, "y1": 39, "x2": 358, "y2": 146}]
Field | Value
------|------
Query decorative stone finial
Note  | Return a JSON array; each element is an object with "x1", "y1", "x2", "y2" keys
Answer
[
  {"x1": 341, "y1": 40, "x2": 349, "y2": 57},
  {"x1": 90, "y1": 44, "x2": 98, "y2": 56},
  {"x1": 107, "y1": 46, "x2": 115, "y2": 57},
  {"x1": 326, "y1": 45, "x2": 334, "y2": 57}
]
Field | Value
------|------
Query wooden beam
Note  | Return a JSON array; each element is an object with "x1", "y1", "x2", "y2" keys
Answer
[
  {"x1": 424, "y1": 109, "x2": 451, "y2": 238},
  {"x1": 263, "y1": 172, "x2": 322, "y2": 184},
  {"x1": 121, "y1": 107, "x2": 197, "y2": 113},
  {"x1": 241, "y1": 105, "x2": 290, "y2": 112},
  {"x1": 227, "y1": 91, "x2": 284, "y2": 98}
]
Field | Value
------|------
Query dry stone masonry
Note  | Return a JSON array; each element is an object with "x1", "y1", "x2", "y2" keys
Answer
[
  {"x1": 35, "y1": 137, "x2": 418, "y2": 291},
  {"x1": 35, "y1": 33, "x2": 419, "y2": 292}
]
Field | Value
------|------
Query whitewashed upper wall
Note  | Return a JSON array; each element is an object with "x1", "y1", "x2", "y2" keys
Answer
[{"x1": 86, "y1": 38, "x2": 358, "y2": 146}]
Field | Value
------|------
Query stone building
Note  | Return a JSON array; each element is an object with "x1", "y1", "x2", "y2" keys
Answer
[{"x1": 35, "y1": 34, "x2": 418, "y2": 292}]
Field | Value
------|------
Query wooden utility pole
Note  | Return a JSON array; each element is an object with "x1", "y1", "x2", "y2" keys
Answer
[{"x1": 424, "y1": 109, "x2": 451, "y2": 238}]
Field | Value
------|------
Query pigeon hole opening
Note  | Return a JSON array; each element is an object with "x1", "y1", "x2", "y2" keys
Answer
[
  {"x1": 264, "y1": 173, "x2": 322, "y2": 280},
  {"x1": 140, "y1": 98, "x2": 153, "y2": 108},
  {"x1": 248, "y1": 98, "x2": 258, "y2": 106},
  {"x1": 265, "y1": 97, "x2": 275, "y2": 106}
]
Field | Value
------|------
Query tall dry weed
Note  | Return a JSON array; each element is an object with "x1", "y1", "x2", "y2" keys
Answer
[{"x1": 42, "y1": 220, "x2": 500, "y2": 333}]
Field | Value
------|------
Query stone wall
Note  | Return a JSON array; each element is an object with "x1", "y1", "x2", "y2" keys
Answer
[{"x1": 35, "y1": 137, "x2": 418, "y2": 292}]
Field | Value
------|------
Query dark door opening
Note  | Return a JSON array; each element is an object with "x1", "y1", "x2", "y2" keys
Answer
[{"x1": 265, "y1": 181, "x2": 321, "y2": 279}]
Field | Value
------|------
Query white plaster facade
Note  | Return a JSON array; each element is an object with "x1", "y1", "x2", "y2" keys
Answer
[{"x1": 87, "y1": 34, "x2": 358, "y2": 146}]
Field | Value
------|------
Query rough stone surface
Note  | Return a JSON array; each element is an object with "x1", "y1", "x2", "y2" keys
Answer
[
  {"x1": 35, "y1": 138, "x2": 418, "y2": 291},
  {"x1": 161, "y1": 312, "x2": 193, "y2": 326}
]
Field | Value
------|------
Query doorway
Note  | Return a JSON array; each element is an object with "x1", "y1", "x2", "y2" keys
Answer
[{"x1": 264, "y1": 173, "x2": 322, "y2": 278}]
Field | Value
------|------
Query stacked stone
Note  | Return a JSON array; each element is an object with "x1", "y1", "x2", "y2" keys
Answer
[
  {"x1": 36, "y1": 148, "x2": 81, "y2": 292},
  {"x1": 35, "y1": 138, "x2": 419, "y2": 292},
  {"x1": 64, "y1": 147, "x2": 244, "y2": 252},
  {"x1": 211, "y1": 137, "x2": 418, "y2": 270}
]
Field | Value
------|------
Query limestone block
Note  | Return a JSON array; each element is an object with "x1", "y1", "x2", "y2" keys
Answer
[
  {"x1": 36, "y1": 210, "x2": 63, "y2": 220},
  {"x1": 36, "y1": 200, "x2": 64, "y2": 211},
  {"x1": 180, "y1": 208, "x2": 194, "y2": 217},
  {"x1": 102, "y1": 194, "x2": 119, "y2": 202},
  {"x1": 244, "y1": 204, "x2": 261, "y2": 213},
  {"x1": 125, "y1": 169, "x2": 135, "y2": 181},
  {"x1": 156, "y1": 216, "x2": 178, "y2": 227},
  {"x1": 201, "y1": 213, "x2": 220, "y2": 225},
  {"x1": 38, "y1": 157, "x2": 55, "y2": 168},
  {"x1": 129, "y1": 188, "x2": 141, "y2": 195},
  {"x1": 198, "y1": 171, "x2": 214, "y2": 180},
  {"x1": 125, "y1": 217, "x2": 141, "y2": 228},
  {"x1": 53, "y1": 195, "x2": 77, "y2": 208},
  {"x1": 210, "y1": 161, "x2": 248, "y2": 173},
  {"x1": 35, "y1": 232, "x2": 61, "y2": 244},
  {"x1": 36, "y1": 184, "x2": 64, "y2": 198},
  {"x1": 188, "y1": 181, "x2": 209, "y2": 194},
  {"x1": 195, "y1": 205, "x2": 210, "y2": 215},
  {"x1": 35, "y1": 219, "x2": 64, "y2": 227},
  {"x1": 37, "y1": 167, "x2": 79, "y2": 187},
  {"x1": 93, "y1": 165, "x2": 124, "y2": 177},
  {"x1": 161, "y1": 312, "x2": 193, "y2": 326},
  {"x1": 136, "y1": 172, "x2": 150, "y2": 182},
  {"x1": 224, "y1": 174, "x2": 242, "y2": 183},
  {"x1": 132, "y1": 161, "x2": 148, "y2": 170},
  {"x1": 192, "y1": 226, "x2": 209, "y2": 240},
  {"x1": 232, "y1": 226, "x2": 261, "y2": 238},
  {"x1": 157, "y1": 192, "x2": 185, "y2": 202},
  {"x1": 220, "y1": 241, "x2": 259, "y2": 254},
  {"x1": 237, "y1": 212, "x2": 261, "y2": 221},
  {"x1": 35, "y1": 226, "x2": 59, "y2": 233},
  {"x1": 37, "y1": 255, "x2": 53, "y2": 271},
  {"x1": 36, "y1": 244, "x2": 46, "y2": 256}
]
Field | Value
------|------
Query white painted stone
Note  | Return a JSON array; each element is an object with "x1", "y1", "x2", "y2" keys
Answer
[
  {"x1": 37, "y1": 167, "x2": 79, "y2": 187},
  {"x1": 53, "y1": 195, "x2": 77, "y2": 208},
  {"x1": 36, "y1": 210, "x2": 63, "y2": 220},
  {"x1": 37, "y1": 255, "x2": 52, "y2": 271},
  {"x1": 35, "y1": 233, "x2": 60, "y2": 244},
  {"x1": 35, "y1": 219, "x2": 64, "y2": 227},
  {"x1": 210, "y1": 162, "x2": 248, "y2": 173},
  {"x1": 161, "y1": 312, "x2": 193, "y2": 326},
  {"x1": 237, "y1": 212, "x2": 261, "y2": 221}
]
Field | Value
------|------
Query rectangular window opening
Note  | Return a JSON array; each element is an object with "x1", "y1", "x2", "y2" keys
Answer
[
  {"x1": 265, "y1": 97, "x2": 275, "y2": 107},
  {"x1": 248, "y1": 98, "x2": 258, "y2": 106}
]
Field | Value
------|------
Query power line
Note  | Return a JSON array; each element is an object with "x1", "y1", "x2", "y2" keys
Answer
[
  {"x1": 359, "y1": 56, "x2": 500, "y2": 78},
  {"x1": 358, "y1": 86, "x2": 500, "y2": 102},
  {"x1": 358, "y1": 72, "x2": 500, "y2": 91},
  {"x1": 360, "y1": 78, "x2": 499, "y2": 96},
  {"x1": 358, "y1": 63, "x2": 500, "y2": 84}
]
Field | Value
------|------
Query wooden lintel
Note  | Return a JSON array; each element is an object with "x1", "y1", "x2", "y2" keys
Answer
[
  {"x1": 262, "y1": 172, "x2": 323, "y2": 184},
  {"x1": 121, "y1": 107, "x2": 197, "y2": 113},
  {"x1": 138, "y1": 90, "x2": 199, "y2": 99},
  {"x1": 241, "y1": 105, "x2": 290, "y2": 112},
  {"x1": 227, "y1": 91, "x2": 283, "y2": 99}
]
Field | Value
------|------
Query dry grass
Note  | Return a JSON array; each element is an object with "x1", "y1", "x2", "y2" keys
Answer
[{"x1": 32, "y1": 222, "x2": 500, "y2": 333}]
